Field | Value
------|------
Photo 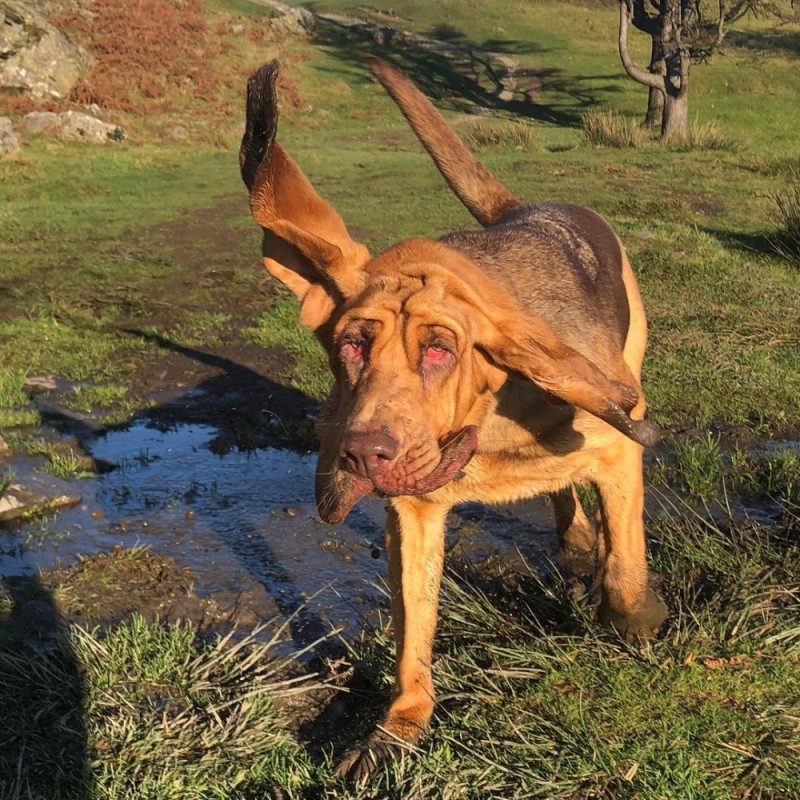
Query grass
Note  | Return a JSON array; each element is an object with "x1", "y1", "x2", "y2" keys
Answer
[
  {"x1": 1, "y1": 0, "x2": 799, "y2": 432},
  {"x1": 581, "y1": 110, "x2": 648, "y2": 148},
  {"x1": 771, "y1": 168, "x2": 800, "y2": 266},
  {"x1": 668, "y1": 120, "x2": 741, "y2": 153},
  {"x1": 649, "y1": 432, "x2": 800, "y2": 503},
  {"x1": 1, "y1": 505, "x2": 798, "y2": 798},
  {"x1": 0, "y1": 469, "x2": 13, "y2": 497},
  {"x1": 457, "y1": 118, "x2": 542, "y2": 150},
  {"x1": 328, "y1": 505, "x2": 800, "y2": 799},
  {"x1": 24, "y1": 438, "x2": 97, "y2": 480},
  {"x1": 245, "y1": 295, "x2": 332, "y2": 401},
  {"x1": 0, "y1": 0, "x2": 799, "y2": 796},
  {"x1": 0, "y1": 612, "x2": 319, "y2": 799}
]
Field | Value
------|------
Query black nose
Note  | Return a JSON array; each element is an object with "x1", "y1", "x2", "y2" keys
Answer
[{"x1": 339, "y1": 431, "x2": 399, "y2": 478}]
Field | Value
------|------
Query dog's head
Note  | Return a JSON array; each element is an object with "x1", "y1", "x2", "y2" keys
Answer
[{"x1": 241, "y1": 61, "x2": 659, "y2": 523}]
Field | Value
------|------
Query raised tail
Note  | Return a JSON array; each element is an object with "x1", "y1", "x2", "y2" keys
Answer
[{"x1": 367, "y1": 56, "x2": 519, "y2": 228}]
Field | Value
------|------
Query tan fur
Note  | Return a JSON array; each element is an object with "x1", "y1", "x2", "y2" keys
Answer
[{"x1": 240, "y1": 58, "x2": 666, "y2": 779}]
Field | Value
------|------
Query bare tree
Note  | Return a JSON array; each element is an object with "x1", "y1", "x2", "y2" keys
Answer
[{"x1": 618, "y1": 0, "x2": 771, "y2": 141}]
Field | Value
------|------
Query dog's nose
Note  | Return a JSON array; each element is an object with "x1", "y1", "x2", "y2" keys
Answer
[{"x1": 340, "y1": 431, "x2": 399, "y2": 479}]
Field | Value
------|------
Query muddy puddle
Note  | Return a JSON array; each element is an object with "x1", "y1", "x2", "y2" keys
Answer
[
  {"x1": 3, "y1": 419, "x2": 793, "y2": 651},
  {"x1": 0, "y1": 421, "x2": 559, "y2": 648}
]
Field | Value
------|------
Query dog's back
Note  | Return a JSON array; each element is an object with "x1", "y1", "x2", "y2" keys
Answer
[{"x1": 441, "y1": 202, "x2": 631, "y2": 365}]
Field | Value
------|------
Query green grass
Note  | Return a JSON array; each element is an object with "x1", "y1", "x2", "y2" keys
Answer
[
  {"x1": 24, "y1": 438, "x2": 97, "y2": 480},
  {"x1": 0, "y1": 468, "x2": 13, "y2": 497},
  {"x1": 1, "y1": 506, "x2": 797, "y2": 798},
  {"x1": 582, "y1": 110, "x2": 648, "y2": 149},
  {"x1": 245, "y1": 295, "x2": 332, "y2": 401},
  {"x1": 1, "y1": 0, "x2": 799, "y2": 432},
  {"x1": 457, "y1": 118, "x2": 543, "y2": 151},
  {"x1": 0, "y1": 613, "x2": 319, "y2": 799},
  {"x1": 771, "y1": 168, "x2": 800, "y2": 266},
  {"x1": 0, "y1": 2, "x2": 799, "y2": 795}
]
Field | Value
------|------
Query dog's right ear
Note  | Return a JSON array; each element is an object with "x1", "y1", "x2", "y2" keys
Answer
[{"x1": 240, "y1": 62, "x2": 370, "y2": 332}]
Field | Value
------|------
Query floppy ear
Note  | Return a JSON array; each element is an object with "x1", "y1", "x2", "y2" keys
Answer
[
  {"x1": 240, "y1": 61, "x2": 370, "y2": 331},
  {"x1": 479, "y1": 315, "x2": 661, "y2": 447}
]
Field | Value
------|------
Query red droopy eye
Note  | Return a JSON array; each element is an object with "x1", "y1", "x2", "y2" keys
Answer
[
  {"x1": 342, "y1": 341, "x2": 364, "y2": 360},
  {"x1": 424, "y1": 345, "x2": 449, "y2": 364}
]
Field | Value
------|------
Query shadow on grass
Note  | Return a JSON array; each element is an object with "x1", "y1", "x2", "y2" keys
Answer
[
  {"x1": 0, "y1": 575, "x2": 92, "y2": 798},
  {"x1": 29, "y1": 329, "x2": 337, "y2": 650},
  {"x1": 727, "y1": 27, "x2": 800, "y2": 58},
  {"x1": 699, "y1": 225, "x2": 778, "y2": 257},
  {"x1": 311, "y1": 15, "x2": 621, "y2": 127}
]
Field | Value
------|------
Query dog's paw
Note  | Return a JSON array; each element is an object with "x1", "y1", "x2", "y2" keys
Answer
[
  {"x1": 598, "y1": 586, "x2": 668, "y2": 641},
  {"x1": 334, "y1": 727, "x2": 416, "y2": 784}
]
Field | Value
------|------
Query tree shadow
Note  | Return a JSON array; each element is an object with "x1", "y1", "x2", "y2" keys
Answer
[
  {"x1": 726, "y1": 28, "x2": 800, "y2": 58},
  {"x1": 698, "y1": 225, "x2": 778, "y2": 257},
  {"x1": 310, "y1": 14, "x2": 622, "y2": 127},
  {"x1": 0, "y1": 575, "x2": 92, "y2": 797}
]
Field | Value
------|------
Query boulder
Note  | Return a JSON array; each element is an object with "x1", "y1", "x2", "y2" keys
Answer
[
  {"x1": 0, "y1": 116, "x2": 21, "y2": 157},
  {"x1": 0, "y1": 0, "x2": 87, "y2": 99},
  {"x1": 249, "y1": 0, "x2": 314, "y2": 34},
  {"x1": 23, "y1": 110, "x2": 125, "y2": 143},
  {"x1": 23, "y1": 110, "x2": 60, "y2": 134},
  {"x1": 58, "y1": 110, "x2": 125, "y2": 142}
]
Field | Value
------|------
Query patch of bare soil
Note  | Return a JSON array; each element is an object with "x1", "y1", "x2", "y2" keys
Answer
[
  {"x1": 0, "y1": 546, "x2": 281, "y2": 636},
  {"x1": 119, "y1": 203, "x2": 317, "y2": 436}
]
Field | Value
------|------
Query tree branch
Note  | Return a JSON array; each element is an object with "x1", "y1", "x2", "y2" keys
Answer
[{"x1": 619, "y1": 0, "x2": 668, "y2": 89}]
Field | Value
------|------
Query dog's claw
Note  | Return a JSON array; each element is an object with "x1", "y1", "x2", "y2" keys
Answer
[{"x1": 335, "y1": 730, "x2": 410, "y2": 784}]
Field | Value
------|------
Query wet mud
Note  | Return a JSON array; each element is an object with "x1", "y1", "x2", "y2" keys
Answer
[{"x1": 0, "y1": 420, "x2": 560, "y2": 649}]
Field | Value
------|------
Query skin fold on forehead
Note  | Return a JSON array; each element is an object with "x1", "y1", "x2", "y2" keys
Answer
[{"x1": 338, "y1": 264, "x2": 475, "y2": 338}]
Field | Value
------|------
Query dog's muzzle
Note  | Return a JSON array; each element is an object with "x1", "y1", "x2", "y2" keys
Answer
[{"x1": 316, "y1": 425, "x2": 478, "y2": 523}]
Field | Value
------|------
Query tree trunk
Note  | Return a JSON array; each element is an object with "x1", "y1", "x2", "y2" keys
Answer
[
  {"x1": 643, "y1": 41, "x2": 665, "y2": 128},
  {"x1": 661, "y1": 88, "x2": 689, "y2": 141}
]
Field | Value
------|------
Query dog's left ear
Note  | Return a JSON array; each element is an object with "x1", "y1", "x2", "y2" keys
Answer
[
  {"x1": 479, "y1": 316, "x2": 661, "y2": 447},
  {"x1": 240, "y1": 61, "x2": 370, "y2": 332}
]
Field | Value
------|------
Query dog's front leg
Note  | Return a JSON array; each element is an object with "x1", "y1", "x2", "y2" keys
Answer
[{"x1": 336, "y1": 497, "x2": 448, "y2": 782}]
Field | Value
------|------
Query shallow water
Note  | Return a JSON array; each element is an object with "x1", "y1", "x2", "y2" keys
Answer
[
  {"x1": 6, "y1": 420, "x2": 791, "y2": 647},
  {"x1": 0, "y1": 422, "x2": 556, "y2": 645}
]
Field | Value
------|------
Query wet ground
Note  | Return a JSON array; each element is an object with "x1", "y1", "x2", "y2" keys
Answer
[
  {"x1": 2, "y1": 353, "x2": 794, "y2": 653},
  {"x1": 0, "y1": 416, "x2": 562, "y2": 650}
]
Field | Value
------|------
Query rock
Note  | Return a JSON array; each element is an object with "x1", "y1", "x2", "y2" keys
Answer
[
  {"x1": 0, "y1": 116, "x2": 21, "y2": 157},
  {"x1": 250, "y1": 0, "x2": 314, "y2": 34},
  {"x1": 0, "y1": 0, "x2": 88, "y2": 99},
  {"x1": 58, "y1": 110, "x2": 125, "y2": 143},
  {"x1": 0, "y1": 482, "x2": 81, "y2": 524},
  {"x1": 23, "y1": 110, "x2": 60, "y2": 134},
  {"x1": 24, "y1": 374, "x2": 60, "y2": 392},
  {"x1": 22, "y1": 111, "x2": 125, "y2": 143}
]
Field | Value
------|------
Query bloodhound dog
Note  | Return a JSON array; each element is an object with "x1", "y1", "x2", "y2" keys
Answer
[{"x1": 240, "y1": 57, "x2": 667, "y2": 780}]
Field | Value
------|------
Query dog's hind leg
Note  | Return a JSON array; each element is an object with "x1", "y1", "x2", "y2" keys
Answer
[
  {"x1": 335, "y1": 498, "x2": 448, "y2": 781},
  {"x1": 551, "y1": 485, "x2": 600, "y2": 576},
  {"x1": 592, "y1": 440, "x2": 667, "y2": 639}
]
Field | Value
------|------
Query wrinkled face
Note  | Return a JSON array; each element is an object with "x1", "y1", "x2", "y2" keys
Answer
[{"x1": 314, "y1": 264, "x2": 500, "y2": 524}]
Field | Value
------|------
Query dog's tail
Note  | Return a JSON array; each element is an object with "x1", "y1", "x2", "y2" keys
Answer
[{"x1": 367, "y1": 56, "x2": 519, "y2": 228}]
